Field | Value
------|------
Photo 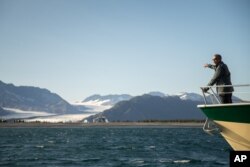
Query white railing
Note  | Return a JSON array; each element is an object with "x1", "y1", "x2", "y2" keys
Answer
[{"x1": 200, "y1": 84, "x2": 250, "y2": 104}]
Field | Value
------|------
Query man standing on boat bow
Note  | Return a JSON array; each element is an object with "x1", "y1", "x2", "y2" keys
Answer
[{"x1": 203, "y1": 54, "x2": 234, "y2": 103}]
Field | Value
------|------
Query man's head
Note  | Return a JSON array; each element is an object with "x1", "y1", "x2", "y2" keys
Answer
[{"x1": 212, "y1": 54, "x2": 222, "y2": 65}]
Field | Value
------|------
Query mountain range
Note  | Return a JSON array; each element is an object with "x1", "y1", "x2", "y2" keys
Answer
[
  {"x1": 86, "y1": 94, "x2": 206, "y2": 122},
  {"x1": 0, "y1": 81, "x2": 79, "y2": 116},
  {"x1": 1, "y1": 80, "x2": 242, "y2": 122},
  {"x1": 85, "y1": 91, "x2": 244, "y2": 122},
  {"x1": 74, "y1": 91, "x2": 205, "y2": 113}
]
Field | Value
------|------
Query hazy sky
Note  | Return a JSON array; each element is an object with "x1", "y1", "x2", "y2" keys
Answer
[{"x1": 0, "y1": 0, "x2": 250, "y2": 102}]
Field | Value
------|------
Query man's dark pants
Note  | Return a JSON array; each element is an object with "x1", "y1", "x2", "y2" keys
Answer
[{"x1": 219, "y1": 93, "x2": 232, "y2": 104}]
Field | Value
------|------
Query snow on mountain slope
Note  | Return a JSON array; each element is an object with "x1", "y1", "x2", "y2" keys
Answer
[
  {"x1": 174, "y1": 92, "x2": 204, "y2": 102},
  {"x1": 71, "y1": 100, "x2": 113, "y2": 113},
  {"x1": 2, "y1": 107, "x2": 55, "y2": 119},
  {"x1": 73, "y1": 92, "x2": 204, "y2": 113},
  {"x1": 146, "y1": 91, "x2": 204, "y2": 101},
  {"x1": 25, "y1": 114, "x2": 92, "y2": 123},
  {"x1": 147, "y1": 91, "x2": 166, "y2": 97},
  {"x1": 82, "y1": 94, "x2": 133, "y2": 106},
  {"x1": 2, "y1": 107, "x2": 92, "y2": 123},
  {"x1": 72, "y1": 94, "x2": 133, "y2": 113}
]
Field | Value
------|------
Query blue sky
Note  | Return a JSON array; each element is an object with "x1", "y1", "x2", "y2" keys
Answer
[{"x1": 0, "y1": 0, "x2": 250, "y2": 102}]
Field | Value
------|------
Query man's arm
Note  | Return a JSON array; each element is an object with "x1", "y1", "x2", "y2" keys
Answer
[{"x1": 204, "y1": 64, "x2": 216, "y2": 70}]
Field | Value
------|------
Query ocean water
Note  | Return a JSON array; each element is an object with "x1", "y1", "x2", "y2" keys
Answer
[{"x1": 0, "y1": 126, "x2": 230, "y2": 167}]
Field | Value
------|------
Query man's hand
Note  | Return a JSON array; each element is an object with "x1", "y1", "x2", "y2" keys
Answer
[
  {"x1": 204, "y1": 64, "x2": 209, "y2": 68},
  {"x1": 202, "y1": 87, "x2": 209, "y2": 93}
]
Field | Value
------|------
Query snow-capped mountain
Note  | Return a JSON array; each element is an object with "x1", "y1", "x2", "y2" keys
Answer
[
  {"x1": 147, "y1": 91, "x2": 166, "y2": 97},
  {"x1": 72, "y1": 92, "x2": 205, "y2": 114},
  {"x1": 87, "y1": 94, "x2": 206, "y2": 122},
  {"x1": 175, "y1": 92, "x2": 204, "y2": 102},
  {"x1": 146, "y1": 91, "x2": 204, "y2": 102},
  {"x1": 72, "y1": 94, "x2": 133, "y2": 113},
  {"x1": 82, "y1": 94, "x2": 133, "y2": 106}
]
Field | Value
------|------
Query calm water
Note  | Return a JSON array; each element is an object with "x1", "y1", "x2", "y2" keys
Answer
[{"x1": 0, "y1": 126, "x2": 230, "y2": 167}]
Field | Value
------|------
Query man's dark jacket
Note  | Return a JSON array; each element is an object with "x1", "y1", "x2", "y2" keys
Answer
[{"x1": 207, "y1": 61, "x2": 233, "y2": 94}]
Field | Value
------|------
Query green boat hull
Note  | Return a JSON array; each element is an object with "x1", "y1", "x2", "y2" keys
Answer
[{"x1": 198, "y1": 103, "x2": 250, "y2": 123}]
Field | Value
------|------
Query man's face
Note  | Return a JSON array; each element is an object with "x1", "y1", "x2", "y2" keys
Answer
[{"x1": 212, "y1": 56, "x2": 220, "y2": 65}]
